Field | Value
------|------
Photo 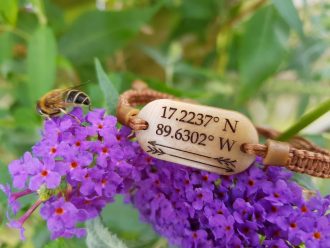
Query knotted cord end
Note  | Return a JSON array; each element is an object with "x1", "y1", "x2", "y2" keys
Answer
[{"x1": 116, "y1": 104, "x2": 140, "y2": 128}]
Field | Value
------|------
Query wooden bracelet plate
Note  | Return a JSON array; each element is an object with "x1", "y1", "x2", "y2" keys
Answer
[{"x1": 136, "y1": 99, "x2": 259, "y2": 175}]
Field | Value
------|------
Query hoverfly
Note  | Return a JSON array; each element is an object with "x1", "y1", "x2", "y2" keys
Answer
[{"x1": 36, "y1": 86, "x2": 91, "y2": 122}]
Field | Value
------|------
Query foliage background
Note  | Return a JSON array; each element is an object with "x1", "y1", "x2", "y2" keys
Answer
[{"x1": 0, "y1": 0, "x2": 329, "y2": 247}]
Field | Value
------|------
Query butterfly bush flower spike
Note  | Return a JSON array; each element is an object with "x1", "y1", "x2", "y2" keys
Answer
[
  {"x1": 127, "y1": 151, "x2": 330, "y2": 248},
  {"x1": 1, "y1": 108, "x2": 136, "y2": 239}
]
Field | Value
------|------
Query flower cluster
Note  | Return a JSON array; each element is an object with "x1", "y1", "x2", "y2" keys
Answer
[
  {"x1": 2, "y1": 108, "x2": 330, "y2": 247},
  {"x1": 128, "y1": 154, "x2": 330, "y2": 247},
  {"x1": 1, "y1": 108, "x2": 136, "y2": 239}
]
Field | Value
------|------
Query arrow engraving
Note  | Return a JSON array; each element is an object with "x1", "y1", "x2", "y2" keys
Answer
[
  {"x1": 147, "y1": 141, "x2": 235, "y2": 173},
  {"x1": 166, "y1": 153, "x2": 234, "y2": 173},
  {"x1": 148, "y1": 141, "x2": 210, "y2": 159},
  {"x1": 146, "y1": 146, "x2": 165, "y2": 155},
  {"x1": 214, "y1": 157, "x2": 237, "y2": 168}
]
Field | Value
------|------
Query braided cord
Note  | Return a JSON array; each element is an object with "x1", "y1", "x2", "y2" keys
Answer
[{"x1": 117, "y1": 81, "x2": 330, "y2": 178}]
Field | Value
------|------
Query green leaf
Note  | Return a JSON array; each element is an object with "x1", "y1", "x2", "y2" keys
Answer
[
  {"x1": 86, "y1": 217, "x2": 128, "y2": 248},
  {"x1": 271, "y1": 0, "x2": 304, "y2": 37},
  {"x1": 60, "y1": 4, "x2": 161, "y2": 64},
  {"x1": 171, "y1": 0, "x2": 221, "y2": 38},
  {"x1": 315, "y1": 177, "x2": 330, "y2": 196},
  {"x1": 44, "y1": 0, "x2": 66, "y2": 34},
  {"x1": 292, "y1": 173, "x2": 316, "y2": 191},
  {"x1": 95, "y1": 58, "x2": 119, "y2": 115},
  {"x1": 0, "y1": 32, "x2": 13, "y2": 64},
  {"x1": 0, "y1": 160, "x2": 10, "y2": 207},
  {"x1": 237, "y1": 5, "x2": 289, "y2": 105},
  {"x1": 288, "y1": 37, "x2": 326, "y2": 80},
  {"x1": 27, "y1": 26, "x2": 57, "y2": 103},
  {"x1": 0, "y1": 0, "x2": 18, "y2": 25},
  {"x1": 44, "y1": 239, "x2": 69, "y2": 248},
  {"x1": 44, "y1": 238, "x2": 85, "y2": 248},
  {"x1": 101, "y1": 196, "x2": 159, "y2": 246}
]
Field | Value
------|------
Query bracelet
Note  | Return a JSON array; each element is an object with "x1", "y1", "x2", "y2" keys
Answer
[{"x1": 117, "y1": 81, "x2": 330, "y2": 178}]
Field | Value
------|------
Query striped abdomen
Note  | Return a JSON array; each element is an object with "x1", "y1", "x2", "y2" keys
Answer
[{"x1": 66, "y1": 90, "x2": 90, "y2": 106}]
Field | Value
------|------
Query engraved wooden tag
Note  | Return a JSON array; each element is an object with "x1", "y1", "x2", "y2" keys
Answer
[{"x1": 136, "y1": 99, "x2": 259, "y2": 175}]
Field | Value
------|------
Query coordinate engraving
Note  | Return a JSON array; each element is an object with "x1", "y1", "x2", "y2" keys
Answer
[{"x1": 136, "y1": 99, "x2": 258, "y2": 175}]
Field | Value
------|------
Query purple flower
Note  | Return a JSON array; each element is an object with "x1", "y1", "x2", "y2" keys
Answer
[
  {"x1": 73, "y1": 168, "x2": 95, "y2": 196},
  {"x1": 0, "y1": 184, "x2": 21, "y2": 214},
  {"x1": 261, "y1": 201, "x2": 291, "y2": 226},
  {"x1": 60, "y1": 151, "x2": 93, "y2": 178},
  {"x1": 93, "y1": 170, "x2": 122, "y2": 198},
  {"x1": 28, "y1": 157, "x2": 62, "y2": 190},
  {"x1": 236, "y1": 221, "x2": 259, "y2": 246},
  {"x1": 283, "y1": 213, "x2": 308, "y2": 245},
  {"x1": 263, "y1": 179, "x2": 294, "y2": 206},
  {"x1": 263, "y1": 239, "x2": 289, "y2": 248},
  {"x1": 182, "y1": 229, "x2": 209, "y2": 248},
  {"x1": 211, "y1": 215, "x2": 235, "y2": 241},
  {"x1": 236, "y1": 166, "x2": 265, "y2": 196},
  {"x1": 40, "y1": 197, "x2": 86, "y2": 239},
  {"x1": 70, "y1": 193, "x2": 107, "y2": 219},
  {"x1": 186, "y1": 187, "x2": 213, "y2": 210},
  {"x1": 8, "y1": 199, "x2": 43, "y2": 240},
  {"x1": 233, "y1": 198, "x2": 254, "y2": 223},
  {"x1": 8, "y1": 152, "x2": 35, "y2": 189},
  {"x1": 305, "y1": 216, "x2": 330, "y2": 247},
  {"x1": 86, "y1": 109, "x2": 116, "y2": 138},
  {"x1": 33, "y1": 141, "x2": 71, "y2": 159},
  {"x1": 93, "y1": 138, "x2": 123, "y2": 167},
  {"x1": 204, "y1": 200, "x2": 230, "y2": 227},
  {"x1": 305, "y1": 194, "x2": 330, "y2": 216},
  {"x1": 1, "y1": 187, "x2": 35, "y2": 222},
  {"x1": 42, "y1": 118, "x2": 72, "y2": 142}
]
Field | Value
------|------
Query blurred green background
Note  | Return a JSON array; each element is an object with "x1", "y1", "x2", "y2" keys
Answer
[{"x1": 0, "y1": 0, "x2": 329, "y2": 247}]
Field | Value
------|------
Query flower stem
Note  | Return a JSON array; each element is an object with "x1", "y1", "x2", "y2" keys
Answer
[
  {"x1": 31, "y1": 0, "x2": 47, "y2": 26},
  {"x1": 0, "y1": 25, "x2": 30, "y2": 40},
  {"x1": 277, "y1": 98, "x2": 330, "y2": 141},
  {"x1": 18, "y1": 199, "x2": 42, "y2": 226},
  {"x1": 12, "y1": 189, "x2": 33, "y2": 201}
]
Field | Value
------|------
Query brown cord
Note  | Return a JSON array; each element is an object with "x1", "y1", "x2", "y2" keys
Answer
[
  {"x1": 117, "y1": 81, "x2": 330, "y2": 178},
  {"x1": 256, "y1": 126, "x2": 330, "y2": 156}
]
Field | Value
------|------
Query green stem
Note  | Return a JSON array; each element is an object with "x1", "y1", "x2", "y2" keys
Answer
[
  {"x1": 0, "y1": 25, "x2": 30, "y2": 40},
  {"x1": 277, "y1": 98, "x2": 330, "y2": 141},
  {"x1": 32, "y1": 0, "x2": 47, "y2": 25}
]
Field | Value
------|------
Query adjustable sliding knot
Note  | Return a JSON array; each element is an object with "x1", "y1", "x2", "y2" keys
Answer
[
  {"x1": 241, "y1": 141, "x2": 330, "y2": 178},
  {"x1": 116, "y1": 105, "x2": 140, "y2": 128}
]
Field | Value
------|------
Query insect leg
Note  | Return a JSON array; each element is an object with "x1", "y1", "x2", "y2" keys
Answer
[
  {"x1": 42, "y1": 114, "x2": 57, "y2": 124},
  {"x1": 43, "y1": 115, "x2": 51, "y2": 121},
  {"x1": 59, "y1": 108, "x2": 81, "y2": 124}
]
